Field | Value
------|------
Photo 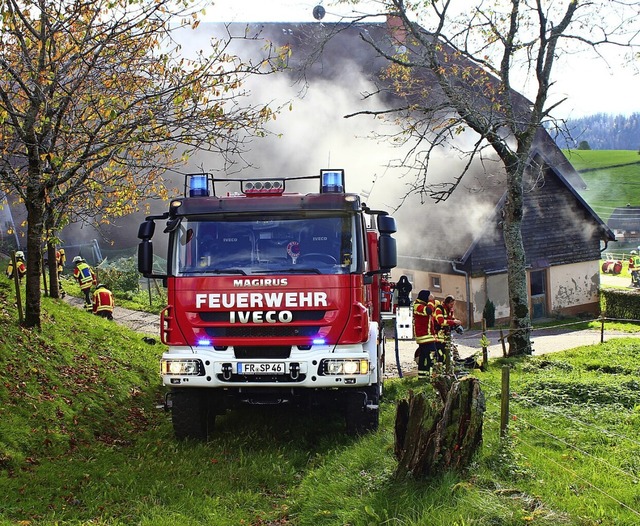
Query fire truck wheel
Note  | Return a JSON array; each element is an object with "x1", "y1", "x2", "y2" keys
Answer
[
  {"x1": 345, "y1": 391, "x2": 379, "y2": 436},
  {"x1": 171, "y1": 389, "x2": 214, "y2": 441}
]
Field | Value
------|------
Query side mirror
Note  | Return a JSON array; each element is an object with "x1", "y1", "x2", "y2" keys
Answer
[
  {"x1": 377, "y1": 214, "x2": 396, "y2": 235},
  {"x1": 378, "y1": 234, "x2": 397, "y2": 271},
  {"x1": 138, "y1": 220, "x2": 155, "y2": 240},
  {"x1": 138, "y1": 239, "x2": 154, "y2": 276}
]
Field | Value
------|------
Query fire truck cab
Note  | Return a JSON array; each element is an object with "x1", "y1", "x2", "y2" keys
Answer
[{"x1": 138, "y1": 169, "x2": 397, "y2": 440}]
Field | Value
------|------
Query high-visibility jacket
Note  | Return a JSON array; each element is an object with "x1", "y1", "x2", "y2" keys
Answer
[
  {"x1": 434, "y1": 302, "x2": 458, "y2": 339},
  {"x1": 93, "y1": 286, "x2": 114, "y2": 314},
  {"x1": 56, "y1": 250, "x2": 66, "y2": 273},
  {"x1": 413, "y1": 299, "x2": 438, "y2": 344},
  {"x1": 6, "y1": 259, "x2": 26, "y2": 280},
  {"x1": 74, "y1": 262, "x2": 96, "y2": 290}
]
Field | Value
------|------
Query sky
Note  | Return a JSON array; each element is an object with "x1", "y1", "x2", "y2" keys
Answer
[{"x1": 203, "y1": 0, "x2": 640, "y2": 120}]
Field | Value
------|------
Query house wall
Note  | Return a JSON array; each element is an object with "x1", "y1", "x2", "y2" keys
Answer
[
  {"x1": 549, "y1": 260, "x2": 600, "y2": 315},
  {"x1": 471, "y1": 273, "x2": 510, "y2": 325},
  {"x1": 393, "y1": 260, "x2": 601, "y2": 329}
]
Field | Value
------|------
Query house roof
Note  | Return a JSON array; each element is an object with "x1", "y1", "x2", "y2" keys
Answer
[{"x1": 607, "y1": 206, "x2": 640, "y2": 230}]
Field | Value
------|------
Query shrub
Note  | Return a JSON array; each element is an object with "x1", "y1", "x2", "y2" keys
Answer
[
  {"x1": 96, "y1": 257, "x2": 140, "y2": 294},
  {"x1": 483, "y1": 299, "x2": 496, "y2": 327}
]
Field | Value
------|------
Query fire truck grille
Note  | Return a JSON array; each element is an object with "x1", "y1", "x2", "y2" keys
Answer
[
  {"x1": 234, "y1": 346, "x2": 291, "y2": 359},
  {"x1": 216, "y1": 373, "x2": 306, "y2": 383},
  {"x1": 205, "y1": 326, "x2": 320, "y2": 338}
]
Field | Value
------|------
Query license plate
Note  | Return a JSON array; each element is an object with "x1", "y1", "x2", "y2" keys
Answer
[{"x1": 238, "y1": 362, "x2": 287, "y2": 375}]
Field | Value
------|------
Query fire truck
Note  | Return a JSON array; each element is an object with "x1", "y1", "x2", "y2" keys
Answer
[{"x1": 138, "y1": 169, "x2": 397, "y2": 440}]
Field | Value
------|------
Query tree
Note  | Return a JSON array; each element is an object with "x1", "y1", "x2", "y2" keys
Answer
[
  {"x1": 577, "y1": 140, "x2": 591, "y2": 150},
  {"x1": 342, "y1": 0, "x2": 639, "y2": 355},
  {"x1": 0, "y1": 0, "x2": 286, "y2": 327}
]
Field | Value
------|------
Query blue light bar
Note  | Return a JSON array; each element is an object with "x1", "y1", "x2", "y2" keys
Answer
[
  {"x1": 312, "y1": 338, "x2": 326, "y2": 345},
  {"x1": 197, "y1": 338, "x2": 211, "y2": 346},
  {"x1": 320, "y1": 169, "x2": 344, "y2": 193},
  {"x1": 189, "y1": 175, "x2": 209, "y2": 197}
]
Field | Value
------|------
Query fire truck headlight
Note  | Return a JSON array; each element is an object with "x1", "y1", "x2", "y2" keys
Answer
[
  {"x1": 162, "y1": 359, "x2": 204, "y2": 376},
  {"x1": 321, "y1": 359, "x2": 370, "y2": 375},
  {"x1": 342, "y1": 360, "x2": 359, "y2": 375}
]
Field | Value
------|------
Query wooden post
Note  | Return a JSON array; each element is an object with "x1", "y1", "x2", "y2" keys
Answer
[
  {"x1": 500, "y1": 366, "x2": 510, "y2": 437},
  {"x1": 481, "y1": 318, "x2": 488, "y2": 369},
  {"x1": 41, "y1": 255, "x2": 48, "y2": 297},
  {"x1": 600, "y1": 314, "x2": 605, "y2": 344},
  {"x1": 12, "y1": 253, "x2": 24, "y2": 324},
  {"x1": 499, "y1": 328, "x2": 507, "y2": 357}
]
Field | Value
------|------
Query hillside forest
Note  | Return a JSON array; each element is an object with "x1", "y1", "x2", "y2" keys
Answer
[{"x1": 553, "y1": 113, "x2": 640, "y2": 150}]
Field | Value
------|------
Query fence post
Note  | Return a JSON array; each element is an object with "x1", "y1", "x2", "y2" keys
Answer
[
  {"x1": 499, "y1": 328, "x2": 507, "y2": 357},
  {"x1": 482, "y1": 318, "x2": 488, "y2": 369},
  {"x1": 41, "y1": 254, "x2": 49, "y2": 297},
  {"x1": 600, "y1": 314, "x2": 605, "y2": 344},
  {"x1": 12, "y1": 253, "x2": 24, "y2": 324},
  {"x1": 500, "y1": 366, "x2": 510, "y2": 437}
]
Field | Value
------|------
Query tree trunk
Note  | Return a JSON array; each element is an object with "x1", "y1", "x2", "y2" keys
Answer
[
  {"x1": 394, "y1": 376, "x2": 485, "y2": 479},
  {"x1": 503, "y1": 161, "x2": 532, "y2": 356},
  {"x1": 46, "y1": 239, "x2": 61, "y2": 299},
  {"x1": 23, "y1": 189, "x2": 46, "y2": 328}
]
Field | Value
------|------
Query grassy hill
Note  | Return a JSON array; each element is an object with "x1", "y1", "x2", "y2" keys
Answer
[
  {"x1": 564, "y1": 149, "x2": 640, "y2": 222},
  {"x1": 2, "y1": 278, "x2": 640, "y2": 525}
]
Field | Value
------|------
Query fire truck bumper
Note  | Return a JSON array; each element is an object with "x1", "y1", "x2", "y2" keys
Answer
[{"x1": 160, "y1": 345, "x2": 378, "y2": 388}]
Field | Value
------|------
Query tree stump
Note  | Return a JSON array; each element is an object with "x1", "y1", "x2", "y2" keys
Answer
[{"x1": 394, "y1": 376, "x2": 485, "y2": 479}]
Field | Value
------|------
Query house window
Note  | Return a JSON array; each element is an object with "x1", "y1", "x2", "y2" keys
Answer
[{"x1": 430, "y1": 274, "x2": 442, "y2": 292}]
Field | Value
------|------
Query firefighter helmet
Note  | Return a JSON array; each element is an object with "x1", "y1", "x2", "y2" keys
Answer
[
  {"x1": 96, "y1": 283, "x2": 106, "y2": 289},
  {"x1": 73, "y1": 255, "x2": 83, "y2": 263},
  {"x1": 15, "y1": 251, "x2": 24, "y2": 259}
]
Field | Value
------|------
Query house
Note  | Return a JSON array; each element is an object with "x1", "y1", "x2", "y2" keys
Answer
[
  {"x1": 390, "y1": 137, "x2": 614, "y2": 326},
  {"x1": 607, "y1": 205, "x2": 640, "y2": 243}
]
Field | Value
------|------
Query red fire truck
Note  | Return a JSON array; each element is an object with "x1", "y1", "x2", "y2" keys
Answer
[{"x1": 138, "y1": 169, "x2": 397, "y2": 439}]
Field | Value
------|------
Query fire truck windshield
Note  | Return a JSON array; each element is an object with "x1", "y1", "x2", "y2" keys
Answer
[{"x1": 173, "y1": 215, "x2": 357, "y2": 276}]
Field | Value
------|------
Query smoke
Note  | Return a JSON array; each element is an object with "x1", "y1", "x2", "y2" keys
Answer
[
  {"x1": 30, "y1": 21, "x2": 544, "y2": 263},
  {"x1": 172, "y1": 22, "x2": 505, "y2": 262}
]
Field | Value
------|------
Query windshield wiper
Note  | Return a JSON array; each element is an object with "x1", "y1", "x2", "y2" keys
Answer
[
  {"x1": 181, "y1": 268, "x2": 247, "y2": 275},
  {"x1": 251, "y1": 268, "x2": 321, "y2": 274}
]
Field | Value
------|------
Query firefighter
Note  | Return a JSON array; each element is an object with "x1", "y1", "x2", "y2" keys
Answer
[
  {"x1": 413, "y1": 289, "x2": 438, "y2": 380},
  {"x1": 630, "y1": 250, "x2": 640, "y2": 288},
  {"x1": 93, "y1": 283, "x2": 115, "y2": 320},
  {"x1": 56, "y1": 248, "x2": 66, "y2": 298},
  {"x1": 6, "y1": 250, "x2": 27, "y2": 282},
  {"x1": 73, "y1": 255, "x2": 97, "y2": 311},
  {"x1": 434, "y1": 295, "x2": 463, "y2": 366}
]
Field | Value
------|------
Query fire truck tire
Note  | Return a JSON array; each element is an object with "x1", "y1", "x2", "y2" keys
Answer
[
  {"x1": 345, "y1": 390, "x2": 379, "y2": 436},
  {"x1": 171, "y1": 389, "x2": 214, "y2": 441}
]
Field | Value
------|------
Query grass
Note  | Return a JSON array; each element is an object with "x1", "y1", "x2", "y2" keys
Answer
[
  {"x1": 2, "y1": 273, "x2": 640, "y2": 525},
  {"x1": 564, "y1": 149, "x2": 640, "y2": 222}
]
